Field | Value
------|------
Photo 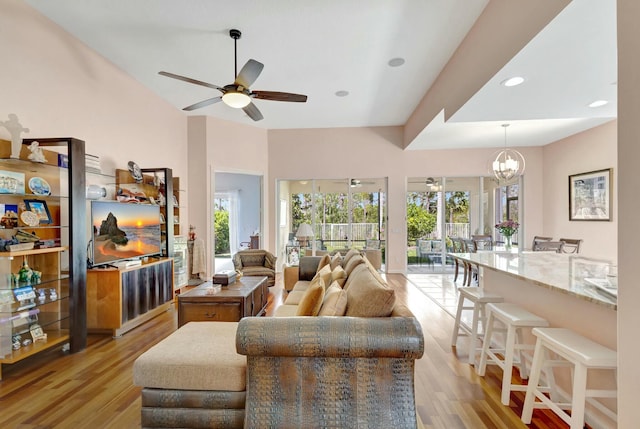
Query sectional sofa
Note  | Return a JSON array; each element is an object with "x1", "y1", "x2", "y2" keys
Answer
[{"x1": 133, "y1": 249, "x2": 425, "y2": 428}]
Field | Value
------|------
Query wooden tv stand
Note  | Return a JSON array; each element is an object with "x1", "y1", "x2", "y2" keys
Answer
[{"x1": 86, "y1": 258, "x2": 174, "y2": 337}]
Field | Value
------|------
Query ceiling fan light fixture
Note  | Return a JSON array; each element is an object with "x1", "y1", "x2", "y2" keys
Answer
[{"x1": 222, "y1": 91, "x2": 251, "y2": 108}]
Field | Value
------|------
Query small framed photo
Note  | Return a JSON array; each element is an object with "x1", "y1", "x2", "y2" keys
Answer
[
  {"x1": 24, "y1": 199, "x2": 52, "y2": 224},
  {"x1": 286, "y1": 245, "x2": 300, "y2": 266},
  {"x1": 569, "y1": 168, "x2": 612, "y2": 221}
]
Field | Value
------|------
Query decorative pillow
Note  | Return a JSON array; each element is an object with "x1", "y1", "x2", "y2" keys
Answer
[
  {"x1": 323, "y1": 282, "x2": 342, "y2": 301},
  {"x1": 344, "y1": 254, "x2": 365, "y2": 277},
  {"x1": 312, "y1": 264, "x2": 332, "y2": 289},
  {"x1": 330, "y1": 265, "x2": 347, "y2": 288},
  {"x1": 318, "y1": 285, "x2": 348, "y2": 316},
  {"x1": 344, "y1": 264, "x2": 396, "y2": 317},
  {"x1": 317, "y1": 254, "x2": 331, "y2": 271},
  {"x1": 330, "y1": 253, "x2": 343, "y2": 270},
  {"x1": 341, "y1": 248, "x2": 360, "y2": 267},
  {"x1": 296, "y1": 278, "x2": 325, "y2": 316}
]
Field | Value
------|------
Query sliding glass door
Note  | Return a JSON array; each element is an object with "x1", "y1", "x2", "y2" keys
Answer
[{"x1": 277, "y1": 178, "x2": 387, "y2": 270}]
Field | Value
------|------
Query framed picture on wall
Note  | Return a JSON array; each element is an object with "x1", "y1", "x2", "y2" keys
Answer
[{"x1": 569, "y1": 168, "x2": 612, "y2": 221}]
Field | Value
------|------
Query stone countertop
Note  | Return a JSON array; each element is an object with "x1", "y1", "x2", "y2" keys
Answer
[{"x1": 451, "y1": 251, "x2": 617, "y2": 310}]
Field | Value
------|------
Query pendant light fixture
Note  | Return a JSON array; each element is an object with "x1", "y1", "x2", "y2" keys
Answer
[{"x1": 491, "y1": 124, "x2": 525, "y2": 182}]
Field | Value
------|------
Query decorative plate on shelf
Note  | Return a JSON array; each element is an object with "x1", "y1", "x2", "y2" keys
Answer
[
  {"x1": 28, "y1": 177, "x2": 51, "y2": 196},
  {"x1": 20, "y1": 210, "x2": 40, "y2": 227},
  {"x1": 128, "y1": 161, "x2": 143, "y2": 183}
]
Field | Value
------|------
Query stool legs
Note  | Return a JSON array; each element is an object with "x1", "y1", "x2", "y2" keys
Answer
[
  {"x1": 521, "y1": 339, "x2": 544, "y2": 424},
  {"x1": 451, "y1": 292, "x2": 482, "y2": 364}
]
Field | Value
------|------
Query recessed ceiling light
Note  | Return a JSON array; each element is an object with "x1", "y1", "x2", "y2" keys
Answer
[
  {"x1": 501, "y1": 76, "x2": 525, "y2": 87},
  {"x1": 388, "y1": 57, "x2": 405, "y2": 67},
  {"x1": 335, "y1": 90, "x2": 349, "y2": 97},
  {"x1": 588, "y1": 100, "x2": 608, "y2": 108}
]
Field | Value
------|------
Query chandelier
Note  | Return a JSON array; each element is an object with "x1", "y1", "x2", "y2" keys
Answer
[{"x1": 491, "y1": 124, "x2": 525, "y2": 182}]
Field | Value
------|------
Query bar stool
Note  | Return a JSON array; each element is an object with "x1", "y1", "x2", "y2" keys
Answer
[
  {"x1": 476, "y1": 303, "x2": 549, "y2": 405},
  {"x1": 521, "y1": 328, "x2": 618, "y2": 429},
  {"x1": 451, "y1": 287, "x2": 503, "y2": 365}
]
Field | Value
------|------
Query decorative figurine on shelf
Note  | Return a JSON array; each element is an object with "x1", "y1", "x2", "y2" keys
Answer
[
  {"x1": 157, "y1": 192, "x2": 166, "y2": 207},
  {"x1": 27, "y1": 141, "x2": 47, "y2": 163},
  {"x1": 0, "y1": 114, "x2": 30, "y2": 159},
  {"x1": 49, "y1": 288, "x2": 57, "y2": 301},
  {"x1": 37, "y1": 288, "x2": 46, "y2": 302},
  {"x1": 18, "y1": 258, "x2": 32, "y2": 283}
]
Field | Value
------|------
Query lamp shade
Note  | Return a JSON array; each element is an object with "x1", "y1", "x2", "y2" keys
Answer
[
  {"x1": 295, "y1": 223, "x2": 314, "y2": 239},
  {"x1": 222, "y1": 91, "x2": 251, "y2": 108}
]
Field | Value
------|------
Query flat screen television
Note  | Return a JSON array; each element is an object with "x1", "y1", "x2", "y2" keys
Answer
[{"x1": 90, "y1": 201, "x2": 162, "y2": 267}]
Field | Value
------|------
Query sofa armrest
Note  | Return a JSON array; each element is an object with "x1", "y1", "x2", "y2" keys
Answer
[
  {"x1": 298, "y1": 256, "x2": 321, "y2": 281},
  {"x1": 236, "y1": 316, "x2": 424, "y2": 359}
]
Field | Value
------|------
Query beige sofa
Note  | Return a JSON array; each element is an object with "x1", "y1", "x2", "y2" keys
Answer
[{"x1": 134, "y1": 249, "x2": 424, "y2": 429}]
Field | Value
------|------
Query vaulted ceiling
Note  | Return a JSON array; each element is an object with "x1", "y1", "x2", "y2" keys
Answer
[{"x1": 25, "y1": 0, "x2": 616, "y2": 149}]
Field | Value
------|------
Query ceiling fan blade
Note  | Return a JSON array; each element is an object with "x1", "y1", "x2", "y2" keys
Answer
[
  {"x1": 159, "y1": 71, "x2": 225, "y2": 92},
  {"x1": 242, "y1": 101, "x2": 264, "y2": 121},
  {"x1": 235, "y1": 59, "x2": 264, "y2": 88},
  {"x1": 183, "y1": 96, "x2": 222, "y2": 111},
  {"x1": 252, "y1": 91, "x2": 307, "y2": 102}
]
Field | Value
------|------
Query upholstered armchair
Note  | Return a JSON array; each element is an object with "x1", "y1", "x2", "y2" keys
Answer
[{"x1": 232, "y1": 249, "x2": 276, "y2": 287}]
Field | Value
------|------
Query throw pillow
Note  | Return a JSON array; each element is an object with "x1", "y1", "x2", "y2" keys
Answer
[
  {"x1": 345, "y1": 265, "x2": 396, "y2": 317},
  {"x1": 331, "y1": 265, "x2": 347, "y2": 288},
  {"x1": 344, "y1": 254, "x2": 365, "y2": 277},
  {"x1": 341, "y1": 248, "x2": 360, "y2": 267},
  {"x1": 296, "y1": 278, "x2": 325, "y2": 316},
  {"x1": 330, "y1": 253, "x2": 343, "y2": 270},
  {"x1": 318, "y1": 285, "x2": 348, "y2": 316},
  {"x1": 317, "y1": 254, "x2": 331, "y2": 271},
  {"x1": 312, "y1": 264, "x2": 332, "y2": 289}
]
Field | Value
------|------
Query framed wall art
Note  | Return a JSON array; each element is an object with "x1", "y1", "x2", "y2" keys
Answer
[
  {"x1": 24, "y1": 199, "x2": 52, "y2": 224},
  {"x1": 569, "y1": 168, "x2": 612, "y2": 221}
]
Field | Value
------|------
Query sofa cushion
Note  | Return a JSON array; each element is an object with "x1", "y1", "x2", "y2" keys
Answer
[
  {"x1": 292, "y1": 280, "x2": 311, "y2": 293},
  {"x1": 330, "y1": 265, "x2": 347, "y2": 288},
  {"x1": 344, "y1": 264, "x2": 396, "y2": 317},
  {"x1": 274, "y1": 304, "x2": 300, "y2": 317},
  {"x1": 242, "y1": 254, "x2": 266, "y2": 267},
  {"x1": 330, "y1": 253, "x2": 343, "y2": 270},
  {"x1": 318, "y1": 283, "x2": 348, "y2": 316},
  {"x1": 296, "y1": 278, "x2": 325, "y2": 316},
  {"x1": 133, "y1": 322, "x2": 245, "y2": 391},
  {"x1": 283, "y1": 289, "x2": 307, "y2": 305},
  {"x1": 343, "y1": 254, "x2": 365, "y2": 278}
]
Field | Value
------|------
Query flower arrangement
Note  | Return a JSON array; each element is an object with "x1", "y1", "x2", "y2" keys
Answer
[{"x1": 495, "y1": 219, "x2": 519, "y2": 237}]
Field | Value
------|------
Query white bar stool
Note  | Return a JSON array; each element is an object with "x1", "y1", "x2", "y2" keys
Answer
[
  {"x1": 451, "y1": 287, "x2": 503, "y2": 365},
  {"x1": 476, "y1": 303, "x2": 549, "y2": 405},
  {"x1": 521, "y1": 328, "x2": 618, "y2": 429}
]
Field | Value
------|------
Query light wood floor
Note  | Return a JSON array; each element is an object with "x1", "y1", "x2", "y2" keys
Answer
[{"x1": 0, "y1": 273, "x2": 570, "y2": 428}]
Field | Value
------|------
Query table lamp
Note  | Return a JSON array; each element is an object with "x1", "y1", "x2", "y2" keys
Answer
[{"x1": 295, "y1": 223, "x2": 314, "y2": 248}]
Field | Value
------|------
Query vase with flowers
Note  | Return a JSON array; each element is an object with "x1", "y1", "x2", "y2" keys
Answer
[{"x1": 495, "y1": 219, "x2": 519, "y2": 249}]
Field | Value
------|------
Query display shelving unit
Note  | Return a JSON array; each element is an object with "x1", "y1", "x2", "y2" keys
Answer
[{"x1": 0, "y1": 137, "x2": 86, "y2": 380}]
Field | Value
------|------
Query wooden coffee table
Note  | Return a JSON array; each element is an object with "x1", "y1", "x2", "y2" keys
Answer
[{"x1": 177, "y1": 276, "x2": 268, "y2": 327}]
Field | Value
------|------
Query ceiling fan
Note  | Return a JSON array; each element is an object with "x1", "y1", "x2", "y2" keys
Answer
[{"x1": 158, "y1": 29, "x2": 307, "y2": 121}]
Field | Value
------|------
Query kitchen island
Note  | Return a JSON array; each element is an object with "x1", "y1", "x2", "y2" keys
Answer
[
  {"x1": 453, "y1": 251, "x2": 617, "y2": 348},
  {"x1": 453, "y1": 251, "x2": 617, "y2": 427}
]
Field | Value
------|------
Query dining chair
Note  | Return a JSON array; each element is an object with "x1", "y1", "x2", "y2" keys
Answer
[
  {"x1": 532, "y1": 236, "x2": 553, "y2": 251},
  {"x1": 532, "y1": 241, "x2": 565, "y2": 253},
  {"x1": 472, "y1": 234, "x2": 494, "y2": 251},
  {"x1": 559, "y1": 238, "x2": 582, "y2": 254}
]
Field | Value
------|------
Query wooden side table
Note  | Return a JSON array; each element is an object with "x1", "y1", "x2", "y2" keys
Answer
[{"x1": 283, "y1": 264, "x2": 299, "y2": 293}]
